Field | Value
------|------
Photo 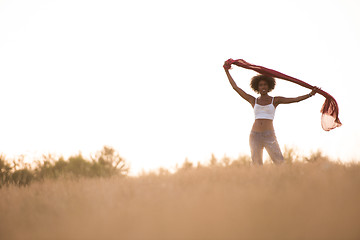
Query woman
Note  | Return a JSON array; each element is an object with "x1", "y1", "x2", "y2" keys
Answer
[{"x1": 224, "y1": 64, "x2": 318, "y2": 165}]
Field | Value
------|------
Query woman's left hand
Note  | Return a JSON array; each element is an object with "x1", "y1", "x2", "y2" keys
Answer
[{"x1": 310, "y1": 86, "x2": 320, "y2": 96}]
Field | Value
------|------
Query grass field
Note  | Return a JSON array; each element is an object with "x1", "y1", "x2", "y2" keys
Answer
[{"x1": 1, "y1": 160, "x2": 360, "y2": 240}]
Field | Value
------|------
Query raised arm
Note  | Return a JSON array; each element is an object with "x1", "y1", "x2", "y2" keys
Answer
[
  {"x1": 274, "y1": 87, "x2": 318, "y2": 107},
  {"x1": 224, "y1": 68, "x2": 255, "y2": 106}
]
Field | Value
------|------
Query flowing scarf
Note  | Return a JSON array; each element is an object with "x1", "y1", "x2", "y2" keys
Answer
[{"x1": 223, "y1": 58, "x2": 342, "y2": 131}]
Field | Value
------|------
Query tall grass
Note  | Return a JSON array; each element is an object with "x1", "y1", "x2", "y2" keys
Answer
[
  {"x1": 0, "y1": 148, "x2": 359, "y2": 240},
  {"x1": 0, "y1": 146, "x2": 128, "y2": 187}
]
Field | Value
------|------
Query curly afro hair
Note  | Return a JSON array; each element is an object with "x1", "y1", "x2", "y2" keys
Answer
[{"x1": 250, "y1": 74, "x2": 276, "y2": 94}]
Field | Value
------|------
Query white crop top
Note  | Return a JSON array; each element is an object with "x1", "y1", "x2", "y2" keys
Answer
[{"x1": 254, "y1": 97, "x2": 276, "y2": 120}]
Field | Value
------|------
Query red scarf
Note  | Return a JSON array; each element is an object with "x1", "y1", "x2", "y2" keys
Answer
[{"x1": 224, "y1": 58, "x2": 342, "y2": 131}]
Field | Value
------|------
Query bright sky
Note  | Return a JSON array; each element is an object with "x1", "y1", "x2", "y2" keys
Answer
[{"x1": 0, "y1": 0, "x2": 359, "y2": 175}]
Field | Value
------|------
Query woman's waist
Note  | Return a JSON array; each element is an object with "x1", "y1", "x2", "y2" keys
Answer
[
  {"x1": 251, "y1": 119, "x2": 274, "y2": 132},
  {"x1": 250, "y1": 129, "x2": 275, "y2": 134},
  {"x1": 254, "y1": 119, "x2": 273, "y2": 122},
  {"x1": 253, "y1": 119, "x2": 274, "y2": 126}
]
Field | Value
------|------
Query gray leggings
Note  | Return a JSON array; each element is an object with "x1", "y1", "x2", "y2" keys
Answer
[{"x1": 249, "y1": 130, "x2": 284, "y2": 165}]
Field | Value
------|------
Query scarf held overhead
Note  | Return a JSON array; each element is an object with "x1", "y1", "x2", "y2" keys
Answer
[{"x1": 223, "y1": 58, "x2": 342, "y2": 131}]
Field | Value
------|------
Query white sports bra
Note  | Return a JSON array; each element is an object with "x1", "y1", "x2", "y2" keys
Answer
[{"x1": 254, "y1": 97, "x2": 276, "y2": 120}]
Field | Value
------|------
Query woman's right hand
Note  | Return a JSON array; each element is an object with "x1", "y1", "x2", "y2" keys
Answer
[{"x1": 223, "y1": 59, "x2": 233, "y2": 70}]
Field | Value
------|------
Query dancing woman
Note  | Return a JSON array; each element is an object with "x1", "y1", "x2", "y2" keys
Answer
[{"x1": 224, "y1": 63, "x2": 318, "y2": 165}]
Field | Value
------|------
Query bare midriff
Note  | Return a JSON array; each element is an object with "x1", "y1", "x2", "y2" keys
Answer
[{"x1": 251, "y1": 119, "x2": 274, "y2": 132}]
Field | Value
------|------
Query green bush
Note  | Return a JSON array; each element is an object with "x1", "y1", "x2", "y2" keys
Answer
[
  {"x1": 0, "y1": 146, "x2": 129, "y2": 187},
  {"x1": 0, "y1": 155, "x2": 12, "y2": 187}
]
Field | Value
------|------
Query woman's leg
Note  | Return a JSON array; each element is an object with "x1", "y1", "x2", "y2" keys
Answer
[
  {"x1": 263, "y1": 131, "x2": 284, "y2": 164},
  {"x1": 249, "y1": 131, "x2": 264, "y2": 165}
]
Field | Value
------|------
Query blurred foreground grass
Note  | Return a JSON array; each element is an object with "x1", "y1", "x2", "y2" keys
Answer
[{"x1": 0, "y1": 148, "x2": 359, "y2": 240}]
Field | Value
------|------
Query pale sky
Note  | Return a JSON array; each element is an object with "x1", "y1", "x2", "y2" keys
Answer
[{"x1": 0, "y1": 0, "x2": 359, "y2": 175}]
